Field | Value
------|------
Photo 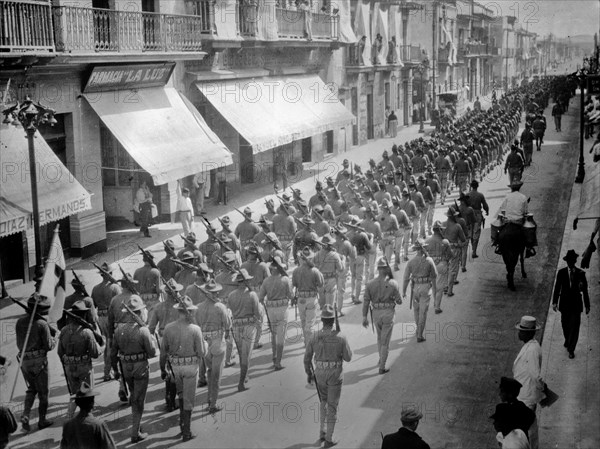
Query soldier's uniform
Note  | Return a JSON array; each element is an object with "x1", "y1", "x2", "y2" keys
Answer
[
  {"x1": 458, "y1": 195, "x2": 476, "y2": 271},
  {"x1": 408, "y1": 184, "x2": 426, "y2": 243},
  {"x1": 504, "y1": 148, "x2": 524, "y2": 185},
  {"x1": 363, "y1": 258, "x2": 402, "y2": 373},
  {"x1": 397, "y1": 191, "x2": 417, "y2": 261},
  {"x1": 195, "y1": 281, "x2": 230, "y2": 413},
  {"x1": 174, "y1": 252, "x2": 199, "y2": 291},
  {"x1": 468, "y1": 182, "x2": 489, "y2": 257},
  {"x1": 176, "y1": 233, "x2": 204, "y2": 264},
  {"x1": 292, "y1": 248, "x2": 325, "y2": 346},
  {"x1": 272, "y1": 205, "x2": 297, "y2": 264},
  {"x1": 332, "y1": 227, "x2": 356, "y2": 313},
  {"x1": 111, "y1": 296, "x2": 156, "y2": 443},
  {"x1": 160, "y1": 297, "x2": 205, "y2": 441},
  {"x1": 379, "y1": 202, "x2": 399, "y2": 263},
  {"x1": 90, "y1": 263, "x2": 122, "y2": 380},
  {"x1": 425, "y1": 222, "x2": 453, "y2": 314},
  {"x1": 391, "y1": 199, "x2": 411, "y2": 270},
  {"x1": 235, "y1": 207, "x2": 261, "y2": 261},
  {"x1": 258, "y1": 258, "x2": 293, "y2": 370},
  {"x1": 402, "y1": 242, "x2": 438, "y2": 342},
  {"x1": 453, "y1": 156, "x2": 472, "y2": 193},
  {"x1": 157, "y1": 239, "x2": 180, "y2": 281},
  {"x1": 241, "y1": 250, "x2": 270, "y2": 349},
  {"x1": 199, "y1": 233, "x2": 221, "y2": 270},
  {"x1": 313, "y1": 235, "x2": 344, "y2": 309},
  {"x1": 57, "y1": 301, "x2": 102, "y2": 417},
  {"x1": 348, "y1": 220, "x2": 372, "y2": 304},
  {"x1": 226, "y1": 270, "x2": 261, "y2": 391},
  {"x1": 133, "y1": 257, "x2": 162, "y2": 323},
  {"x1": 62, "y1": 282, "x2": 98, "y2": 329},
  {"x1": 312, "y1": 207, "x2": 331, "y2": 237},
  {"x1": 443, "y1": 208, "x2": 466, "y2": 296},
  {"x1": 16, "y1": 294, "x2": 56, "y2": 431},
  {"x1": 293, "y1": 217, "x2": 320, "y2": 265},
  {"x1": 305, "y1": 305, "x2": 352, "y2": 447}
]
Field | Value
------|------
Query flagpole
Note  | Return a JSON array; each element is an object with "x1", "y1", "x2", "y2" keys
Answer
[{"x1": 10, "y1": 295, "x2": 40, "y2": 401}]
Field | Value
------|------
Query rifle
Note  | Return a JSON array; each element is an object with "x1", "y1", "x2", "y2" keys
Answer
[
  {"x1": 384, "y1": 257, "x2": 394, "y2": 280},
  {"x1": 117, "y1": 358, "x2": 128, "y2": 396},
  {"x1": 180, "y1": 234, "x2": 199, "y2": 251},
  {"x1": 171, "y1": 258, "x2": 197, "y2": 271},
  {"x1": 137, "y1": 244, "x2": 159, "y2": 270},
  {"x1": 71, "y1": 270, "x2": 90, "y2": 298},
  {"x1": 333, "y1": 303, "x2": 341, "y2": 332},
  {"x1": 233, "y1": 206, "x2": 248, "y2": 219},
  {"x1": 409, "y1": 284, "x2": 414, "y2": 310},
  {"x1": 270, "y1": 256, "x2": 288, "y2": 278},
  {"x1": 92, "y1": 262, "x2": 119, "y2": 285},
  {"x1": 10, "y1": 296, "x2": 58, "y2": 337},
  {"x1": 161, "y1": 275, "x2": 191, "y2": 319},
  {"x1": 199, "y1": 217, "x2": 233, "y2": 252},
  {"x1": 369, "y1": 303, "x2": 375, "y2": 333},
  {"x1": 308, "y1": 361, "x2": 322, "y2": 402},
  {"x1": 248, "y1": 241, "x2": 264, "y2": 263},
  {"x1": 63, "y1": 309, "x2": 105, "y2": 346},
  {"x1": 60, "y1": 359, "x2": 72, "y2": 396},
  {"x1": 342, "y1": 221, "x2": 368, "y2": 235},
  {"x1": 163, "y1": 241, "x2": 177, "y2": 259},
  {"x1": 117, "y1": 265, "x2": 140, "y2": 296}
]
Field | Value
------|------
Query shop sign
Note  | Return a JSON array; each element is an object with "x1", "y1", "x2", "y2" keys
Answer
[{"x1": 84, "y1": 63, "x2": 176, "y2": 93}]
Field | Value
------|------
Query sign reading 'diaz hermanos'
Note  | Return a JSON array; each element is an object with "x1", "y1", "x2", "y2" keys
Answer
[{"x1": 84, "y1": 63, "x2": 176, "y2": 93}]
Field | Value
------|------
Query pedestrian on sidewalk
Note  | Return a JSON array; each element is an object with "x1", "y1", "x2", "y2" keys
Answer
[
  {"x1": 490, "y1": 403, "x2": 531, "y2": 449},
  {"x1": 381, "y1": 407, "x2": 430, "y2": 449},
  {"x1": 513, "y1": 316, "x2": 545, "y2": 449},
  {"x1": 388, "y1": 110, "x2": 398, "y2": 138},
  {"x1": 176, "y1": 184, "x2": 195, "y2": 236},
  {"x1": 551, "y1": 101, "x2": 563, "y2": 132},
  {"x1": 496, "y1": 376, "x2": 536, "y2": 440},
  {"x1": 552, "y1": 249, "x2": 590, "y2": 359}
]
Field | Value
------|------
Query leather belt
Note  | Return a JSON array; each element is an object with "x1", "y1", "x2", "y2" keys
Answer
[
  {"x1": 62, "y1": 354, "x2": 91, "y2": 365},
  {"x1": 383, "y1": 231, "x2": 397, "y2": 237},
  {"x1": 372, "y1": 302, "x2": 395, "y2": 309},
  {"x1": 141, "y1": 293, "x2": 159, "y2": 301},
  {"x1": 276, "y1": 233, "x2": 292, "y2": 242},
  {"x1": 315, "y1": 360, "x2": 343, "y2": 369},
  {"x1": 449, "y1": 242, "x2": 462, "y2": 247},
  {"x1": 97, "y1": 308, "x2": 109, "y2": 317},
  {"x1": 232, "y1": 317, "x2": 255, "y2": 326},
  {"x1": 169, "y1": 355, "x2": 199, "y2": 366},
  {"x1": 267, "y1": 299, "x2": 289, "y2": 308},
  {"x1": 297, "y1": 290, "x2": 317, "y2": 298},
  {"x1": 120, "y1": 352, "x2": 147, "y2": 362},
  {"x1": 203, "y1": 330, "x2": 224, "y2": 340},
  {"x1": 23, "y1": 350, "x2": 47, "y2": 359},
  {"x1": 412, "y1": 276, "x2": 431, "y2": 284}
]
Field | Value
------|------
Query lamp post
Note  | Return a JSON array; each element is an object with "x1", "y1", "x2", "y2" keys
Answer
[
  {"x1": 417, "y1": 57, "x2": 430, "y2": 133},
  {"x1": 3, "y1": 97, "x2": 57, "y2": 275}
]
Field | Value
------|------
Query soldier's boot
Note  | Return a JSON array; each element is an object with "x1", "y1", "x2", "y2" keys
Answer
[
  {"x1": 37, "y1": 398, "x2": 53, "y2": 429},
  {"x1": 131, "y1": 409, "x2": 146, "y2": 443},
  {"x1": 274, "y1": 344, "x2": 285, "y2": 370},
  {"x1": 166, "y1": 381, "x2": 177, "y2": 411},
  {"x1": 447, "y1": 271, "x2": 457, "y2": 296},
  {"x1": 379, "y1": 347, "x2": 390, "y2": 374},
  {"x1": 21, "y1": 393, "x2": 35, "y2": 431},
  {"x1": 238, "y1": 364, "x2": 249, "y2": 392},
  {"x1": 182, "y1": 410, "x2": 195, "y2": 441},
  {"x1": 254, "y1": 322, "x2": 262, "y2": 349},
  {"x1": 394, "y1": 252, "x2": 401, "y2": 271},
  {"x1": 472, "y1": 239, "x2": 479, "y2": 258},
  {"x1": 319, "y1": 401, "x2": 327, "y2": 441},
  {"x1": 178, "y1": 399, "x2": 185, "y2": 433}
]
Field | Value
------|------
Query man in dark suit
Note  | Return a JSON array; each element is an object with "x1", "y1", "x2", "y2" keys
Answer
[
  {"x1": 381, "y1": 407, "x2": 430, "y2": 449},
  {"x1": 552, "y1": 249, "x2": 591, "y2": 359}
]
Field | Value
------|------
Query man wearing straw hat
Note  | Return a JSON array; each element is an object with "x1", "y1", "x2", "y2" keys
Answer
[
  {"x1": 552, "y1": 249, "x2": 590, "y2": 359},
  {"x1": 513, "y1": 315, "x2": 545, "y2": 449},
  {"x1": 161, "y1": 296, "x2": 205, "y2": 441},
  {"x1": 16, "y1": 293, "x2": 56, "y2": 432}
]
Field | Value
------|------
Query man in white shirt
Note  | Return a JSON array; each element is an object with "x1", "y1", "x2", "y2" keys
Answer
[
  {"x1": 177, "y1": 185, "x2": 195, "y2": 235},
  {"x1": 497, "y1": 181, "x2": 528, "y2": 224},
  {"x1": 513, "y1": 316, "x2": 544, "y2": 449}
]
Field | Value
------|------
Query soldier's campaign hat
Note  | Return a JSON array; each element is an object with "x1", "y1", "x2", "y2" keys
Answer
[
  {"x1": 221, "y1": 251, "x2": 238, "y2": 264},
  {"x1": 186, "y1": 232, "x2": 197, "y2": 243},
  {"x1": 265, "y1": 198, "x2": 275, "y2": 208},
  {"x1": 203, "y1": 279, "x2": 223, "y2": 293},
  {"x1": 326, "y1": 176, "x2": 335, "y2": 184},
  {"x1": 246, "y1": 245, "x2": 261, "y2": 256},
  {"x1": 123, "y1": 295, "x2": 145, "y2": 312},
  {"x1": 411, "y1": 239, "x2": 429, "y2": 251},
  {"x1": 382, "y1": 199, "x2": 392, "y2": 210},
  {"x1": 401, "y1": 188, "x2": 410, "y2": 197},
  {"x1": 321, "y1": 304, "x2": 335, "y2": 320},
  {"x1": 234, "y1": 268, "x2": 254, "y2": 283},
  {"x1": 499, "y1": 377, "x2": 522, "y2": 396},
  {"x1": 445, "y1": 206, "x2": 459, "y2": 217},
  {"x1": 218, "y1": 232, "x2": 232, "y2": 243},
  {"x1": 312, "y1": 204, "x2": 324, "y2": 214},
  {"x1": 417, "y1": 175, "x2": 426, "y2": 183},
  {"x1": 432, "y1": 220, "x2": 446, "y2": 231},
  {"x1": 386, "y1": 171, "x2": 395, "y2": 180},
  {"x1": 342, "y1": 159, "x2": 349, "y2": 167},
  {"x1": 334, "y1": 224, "x2": 348, "y2": 235},
  {"x1": 299, "y1": 246, "x2": 315, "y2": 259},
  {"x1": 320, "y1": 234, "x2": 336, "y2": 246},
  {"x1": 315, "y1": 180, "x2": 323, "y2": 190},
  {"x1": 270, "y1": 256, "x2": 287, "y2": 270},
  {"x1": 258, "y1": 216, "x2": 272, "y2": 227},
  {"x1": 27, "y1": 293, "x2": 51, "y2": 312},
  {"x1": 392, "y1": 196, "x2": 401, "y2": 205},
  {"x1": 165, "y1": 278, "x2": 184, "y2": 292},
  {"x1": 563, "y1": 249, "x2": 579, "y2": 262},
  {"x1": 173, "y1": 295, "x2": 198, "y2": 311},
  {"x1": 119, "y1": 272, "x2": 139, "y2": 285},
  {"x1": 470, "y1": 179, "x2": 479, "y2": 188},
  {"x1": 69, "y1": 300, "x2": 90, "y2": 313},
  {"x1": 301, "y1": 216, "x2": 315, "y2": 225},
  {"x1": 408, "y1": 181, "x2": 417, "y2": 188},
  {"x1": 74, "y1": 382, "x2": 98, "y2": 399},
  {"x1": 400, "y1": 407, "x2": 423, "y2": 423},
  {"x1": 376, "y1": 257, "x2": 391, "y2": 269},
  {"x1": 100, "y1": 262, "x2": 118, "y2": 273},
  {"x1": 515, "y1": 315, "x2": 541, "y2": 331},
  {"x1": 508, "y1": 180, "x2": 524, "y2": 189},
  {"x1": 197, "y1": 262, "x2": 213, "y2": 274},
  {"x1": 181, "y1": 251, "x2": 196, "y2": 262},
  {"x1": 243, "y1": 207, "x2": 253, "y2": 216},
  {"x1": 141, "y1": 249, "x2": 155, "y2": 261},
  {"x1": 281, "y1": 193, "x2": 292, "y2": 202},
  {"x1": 365, "y1": 169, "x2": 374, "y2": 177},
  {"x1": 221, "y1": 216, "x2": 232, "y2": 225}
]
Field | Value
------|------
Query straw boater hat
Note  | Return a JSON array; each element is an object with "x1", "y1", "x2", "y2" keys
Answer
[
  {"x1": 173, "y1": 295, "x2": 197, "y2": 311},
  {"x1": 515, "y1": 315, "x2": 541, "y2": 331}
]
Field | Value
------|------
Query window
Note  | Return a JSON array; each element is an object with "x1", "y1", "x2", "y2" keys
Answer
[
  {"x1": 384, "y1": 82, "x2": 390, "y2": 111},
  {"x1": 324, "y1": 130, "x2": 334, "y2": 154},
  {"x1": 100, "y1": 123, "x2": 139, "y2": 187}
]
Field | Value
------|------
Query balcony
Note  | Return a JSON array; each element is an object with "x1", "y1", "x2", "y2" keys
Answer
[
  {"x1": 458, "y1": 43, "x2": 489, "y2": 57},
  {"x1": 400, "y1": 44, "x2": 423, "y2": 64},
  {"x1": 0, "y1": 0, "x2": 55, "y2": 53},
  {"x1": 53, "y1": 5, "x2": 205, "y2": 54}
]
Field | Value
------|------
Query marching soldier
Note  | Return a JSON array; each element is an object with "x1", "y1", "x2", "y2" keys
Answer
[
  {"x1": 272, "y1": 201, "x2": 297, "y2": 264},
  {"x1": 397, "y1": 190, "x2": 417, "y2": 262},
  {"x1": 292, "y1": 247, "x2": 325, "y2": 345},
  {"x1": 16, "y1": 293, "x2": 56, "y2": 431},
  {"x1": 391, "y1": 197, "x2": 411, "y2": 270},
  {"x1": 174, "y1": 252, "x2": 199, "y2": 291},
  {"x1": 218, "y1": 216, "x2": 242, "y2": 257},
  {"x1": 133, "y1": 251, "x2": 162, "y2": 323},
  {"x1": 235, "y1": 207, "x2": 261, "y2": 261},
  {"x1": 177, "y1": 232, "x2": 204, "y2": 264},
  {"x1": 226, "y1": 269, "x2": 262, "y2": 391},
  {"x1": 305, "y1": 304, "x2": 352, "y2": 448},
  {"x1": 111, "y1": 296, "x2": 156, "y2": 443},
  {"x1": 312, "y1": 205, "x2": 331, "y2": 237},
  {"x1": 58, "y1": 301, "x2": 103, "y2": 418},
  {"x1": 443, "y1": 207, "x2": 466, "y2": 297},
  {"x1": 458, "y1": 193, "x2": 476, "y2": 272},
  {"x1": 195, "y1": 280, "x2": 231, "y2": 414},
  {"x1": 252, "y1": 216, "x2": 273, "y2": 246},
  {"x1": 361, "y1": 208, "x2": 382, "y2": 281},
  {"x1": 149, "y1": 279, "x2": 183, "y2": 412},
  {"x1": 425, "y1": 221, "x2": 453, "y2": 314},
  {"x1": 335, "y1": 159, "x2": 351, "y2": 183},
  {"x1": 453, "y1": 152, "x2": 472, "y2": 193},
  {"x1": 264, "y1": 198, "x2": 277, "y2": 222},
  {"x1": 504, "y1": 144, "x2": 524, "y2": 185},
  {"x1": 91, "y1": 262, "x2": 122, "y2": 382},
  {"x1": 417, "y1": 176, "x2": 434, "y2": 238},
  {"x1": 63, "y1": 277, "x2": 97, "y2": 328},
  {"x1": 362, "y1": 257, "x2": 402, "y2": 374},
  {"x1": 213, "y1": 251, "x2": 240, "y2": 300},
  {"x1": 346, "y1": 217, "x2": 371, "y2": 304},
  {"x1": 402, "y1": 240, "x2": 438, "y2": 342},
  {"x1": 332, "y1": 225, "x2": 356, "y2": 315},
  {"x1": 199, "y1": 225, "x2": 221, "y2": 269},
  {"x1": 468, "y1": 180, "x2": 489, "y2": 258},
  {"x1": 241, "y1": 246, "x2": 269, "y2": 349},
  {"x1": 408, "y1": 182, "x2": 426, "y2": 243},
  {"x1": 313, "y1": 235, "x2": 344, "y2": 310},
  {"x1": 209, "y1": 233, "x2": 238, "y2": 268},
  {"x1": 258, "y1": 256, "x2": 293, "y2": 370},
  {"x1": 425, "y1": 170, "x2": 441, "y2": 234},
  {"x1": 157, "y1": 240, "x2": 179, "y2": 280},
  {"x1": 309, "y1": 181, "x2": 325, "y2": 209},
  {"x1": 261, "y1": 232, "x2": 285, "y2": 264},
  {"x1": 160, "y1": 296, "x2": 205, "y2": 441},
  {"x1": 184, "y1": 264, "x2": 214, "y2": 305},
  {"x1": 293, "y1": 216, "x2": 320, "y2": 265},
  {"x1": 379, "y1": 200, "x2": 400, "y2": 264}
]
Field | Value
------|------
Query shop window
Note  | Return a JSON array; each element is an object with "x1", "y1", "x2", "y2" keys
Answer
[{"x1": 100, "y1": 123, "x2": 139, "y2": 187}]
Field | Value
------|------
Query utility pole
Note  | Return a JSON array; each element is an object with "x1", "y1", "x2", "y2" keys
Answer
[{"x1": 432, "y1": 1, "x2": 438, "y2": 110}]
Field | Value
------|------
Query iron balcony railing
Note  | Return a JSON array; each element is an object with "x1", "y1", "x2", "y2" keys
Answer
[{"x1": 0, "y1": 0, "x2": 55, "y2": 52}]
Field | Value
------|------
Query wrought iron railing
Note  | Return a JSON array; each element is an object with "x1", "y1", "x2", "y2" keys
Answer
[
  {"x1": 0, "y1": 0, "x2": 55, "y2": 52},
  {"x1": 400, "y1": 44, "x2": 422, "y2": 63}
]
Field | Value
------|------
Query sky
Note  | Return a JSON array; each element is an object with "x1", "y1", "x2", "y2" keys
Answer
[{"x1": 483, "y1": 0, "x2": 600, "y2": 38}]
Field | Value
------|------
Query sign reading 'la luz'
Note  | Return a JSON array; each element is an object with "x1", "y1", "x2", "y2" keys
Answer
[{"x1": 84, "y1": 62, "x2": 176, "y2": 93}]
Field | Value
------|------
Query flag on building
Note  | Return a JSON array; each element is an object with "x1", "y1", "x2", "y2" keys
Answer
[{"x1": 38, "y1": 225, "x2": 66, "y2": 326}]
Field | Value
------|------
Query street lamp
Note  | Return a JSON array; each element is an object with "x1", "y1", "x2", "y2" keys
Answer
[
  {"x1": 3, "y1": 97, "x2": 57, "y2": 276},
  {"x1": 416, "y1": 57, "x2": 430, "y2": 133}
]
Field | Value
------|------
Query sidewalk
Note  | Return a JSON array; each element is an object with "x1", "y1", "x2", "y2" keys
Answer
[{"x1": 539, "y1": 129, "x2": 600, "y2": 447}]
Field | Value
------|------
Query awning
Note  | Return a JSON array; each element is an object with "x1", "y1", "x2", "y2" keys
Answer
[
  {"x1": 0, "y1": 124, "x2": 92, "y2": 238},
  {"x1": 84, "y1": 87, "x2": 233, "y2": 186},
  {"x1": 577, "y1": 158, "x2": 600, "y2": 219},
  {"x1": 196, "y1": 75, "x2": 356, "y2": 154}
]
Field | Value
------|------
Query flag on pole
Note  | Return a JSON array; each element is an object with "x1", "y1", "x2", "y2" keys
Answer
[{"x1": 38, "y1": 225, "x2": 66, "y2": 327}]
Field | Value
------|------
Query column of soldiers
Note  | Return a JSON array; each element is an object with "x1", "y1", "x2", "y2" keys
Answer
[{"x1": 14, "y1": 79, "x2": 565, "y2": 448}]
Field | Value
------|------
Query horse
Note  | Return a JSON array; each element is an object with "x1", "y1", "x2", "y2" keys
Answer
[{"x1": 497, "y1": 223, "x2": 527, "y2": 291}]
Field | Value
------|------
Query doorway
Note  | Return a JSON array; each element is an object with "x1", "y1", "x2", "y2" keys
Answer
[
  {"x1": 367, "y1": 91, "x2": 374, "y2": 140},
  {"x1": 403, "y1": 80, "x2": 409, "y2": 125},
  {"x1": 301, "y1": 137, "x2": 312, "y2": 163}
]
